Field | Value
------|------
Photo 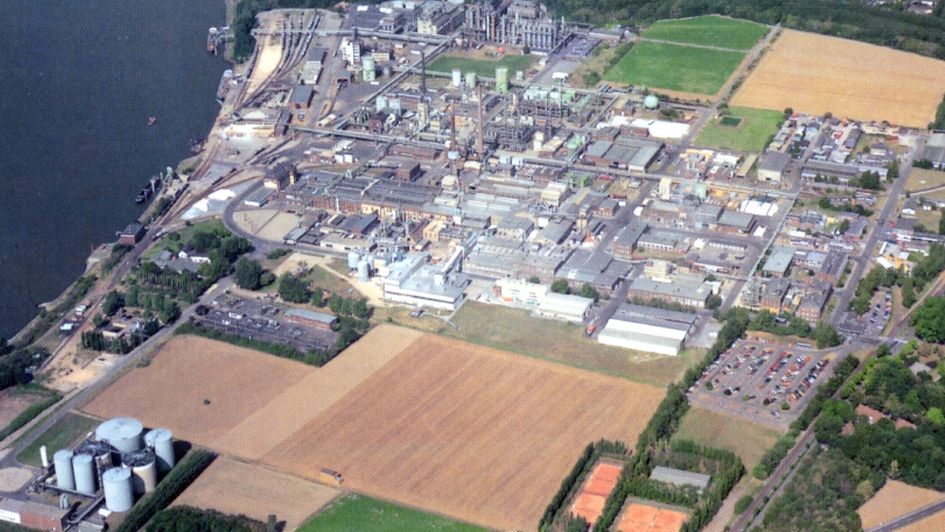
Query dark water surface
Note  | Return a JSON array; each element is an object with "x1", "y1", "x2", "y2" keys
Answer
[{"x1": 0, "y1": 0, "x2": 227, "y2": 339}]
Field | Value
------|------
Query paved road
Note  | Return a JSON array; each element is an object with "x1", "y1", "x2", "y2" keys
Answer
[{"x1": 867, "y1": 498, "x2": 945, "y2": 532}]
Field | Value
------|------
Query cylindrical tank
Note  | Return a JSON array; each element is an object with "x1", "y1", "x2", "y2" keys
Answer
[
  {"x1": 95, "y1": 418, "x2": 144, "y2": 454},
  {"x1": 465, "y1": 71, "x2": 477, "y2": 88},
  {"x1": 357, "y1": 260, "x2": 370, "y2": 282},
  {"x1": 144, "y1": 429, "x2": 175, "y2": 474},
  {"x1": 72, "y1": 454, "x2": 96, "y2": 495},
  {"x1": 122, "y1": 450, "x2": 157, "y2": 494},
  {"x1": 451, "y1": 68, "x2": 462, "y2": 87},
  {"x1": 495, "y1": 67, "x2": 509, "y2": 93},
  {"x1": 346, "y1": 251, "x2": 361, "y2": 269},
  {"x1": 362, "y1": 56, "x2": 376, "y2": 82},
  {"x1": 644, "y1": 94, "x2": 660, "y2": 110},
  {"x1": 102, "y1": 468, "x2": 133, "y2": 512},
  {"x1": 53, "y1": 450, "x2": 75, "y2": 491}
]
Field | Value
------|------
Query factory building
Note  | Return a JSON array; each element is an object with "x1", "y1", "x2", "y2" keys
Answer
[
  {"x1": 417, "y1": 1, "x2": 464, "y2": 35},
  {"x1": 597, "y1": 304, "x2": 696, "y2": 356},
  {"x1": 0, "y1": 499, "x2": 68, "y2": 532},
  {"x1": 536, "y1": 292, "x2": 593, "y2": 322},
  {"x1": 382, "y1": 252, "x2": 469, "y2": 311},
  {"x1": 757, "y1": 151, "x2": 791, "y2": 183},
  {"x1": 627, "y1": 274, "x2": 709, "y2": 309},
  {"x1": 464, "y1": 0, "x2": 568, "y2": 52}
]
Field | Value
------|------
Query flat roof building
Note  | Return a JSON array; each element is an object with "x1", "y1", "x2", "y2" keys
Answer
[
  {"x1": 763, "y1": 246, "x2": 796, "y2": 277},
  {"x1": 650, "y1": 465, "x2": 711, "y2": 490},
  {"x1": 597, "y1": 303, "x2": 696, "y2": 356},
  {"x1": 627, "y1": 275, "x2": 709, "y2": 309},
  {"x1": 537, "y1": 292, "x2": 593, "y2": 323},
  {"x1": 758, "y1": 151, "x2": 791, "y2": 183}
]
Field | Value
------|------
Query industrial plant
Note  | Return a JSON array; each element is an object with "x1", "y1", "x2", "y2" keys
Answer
[{"x1": 0, "y1": 418, "x2": 178, "y2": 531}]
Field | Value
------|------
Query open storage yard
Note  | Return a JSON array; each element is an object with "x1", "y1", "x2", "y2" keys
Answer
[
  {"x1": 641, "y1": 15, "x2": 767, "y2": 50},
  {"x1": 173, "y1": 457, "x2": 340, "y2": 531},
  {"x1": 858, "y1": 479, "x2": 945, "y2": 529},
  {"x1": 262, "y1": 334, "x2": 665, "y2": 530},
  {"x1": 731, "y1": 29, "x2": 945, "y2": 127},
  {"x1": 694, "y1": 106, "x2": 784, "y2": 153},
  {"x1": 604, "y1": 41, "x2": 745, "y2": 96}
]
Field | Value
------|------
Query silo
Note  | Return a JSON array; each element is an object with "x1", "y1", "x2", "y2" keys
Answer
[
  {"x1": 102, "y1": 467, "x2": 133, "y2": 512},
  {"x1": 465, "y1": 71, "x2": 477, "y2": 88},
  {"x1": 375, "y1": 95, "x2": 388, "y2": 113},
  {"x1": 357, "y1": 260, "x2": 370, "y2": 282},
  {"x1": 451, "y1": 68, "x2": 462, "y2": 87},
  {"x1": 77, "y1": 439, "x2": 114, "y2": 479},
  {"x1": 53, "y1": 450, "x2": 75, "y2": 491},
  {"x1": 95, "y1": 417, "x2": 144, "y2": 454},
  {"x1": 144, "y1": 428, "x2": 175, "y2": 474},
  {"x1": 122, "y1": 450, "x2": 157, "y2": 494},
  {"x1": 644, "y1": 94, "x2": 660, "y2": 110},
  {"x1": 495, "y1": 67, "x2": 509, "y2": 93},
  {"x1": 346, "y1": 251, "x2": 361, "y2": 269},
  {"x1": 72, "y1": 454, "x2": 96, "y2": 495}
]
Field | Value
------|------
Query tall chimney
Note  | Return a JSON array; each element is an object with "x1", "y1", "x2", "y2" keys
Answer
[{"x1": 477, "y1": 83, "x2": 485, "y2": 159}]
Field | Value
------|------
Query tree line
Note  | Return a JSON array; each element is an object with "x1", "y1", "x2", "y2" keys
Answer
[{"x1": 147, "y1": 506, "x2": 269, "y2": 532}]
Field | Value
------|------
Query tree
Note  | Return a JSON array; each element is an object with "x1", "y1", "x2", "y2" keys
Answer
[
  {"x1": 311, "y1": 287, "x2": 325, "y2": 307},
  {"x1": 528, "y1": 276, "x2": 541, "y2": 284},
  {"x1": 102, "y1": 291, "x2": 124, "y2": 316},
  {"x1": 579, "y1": 283, "x2": 600, "y2": 301},
  {"x1": 233, "y1": 257, "x2": 262, "y2": 290},
  {"x1": 277, "y1": 273, "x2": 311, "y2": 303},
  {"x1": 812, "y1": 322, "x2": 843, "y2": 348},
  {"x1": 912, "y1": 297, "x2": 945, "y2": 343},
  {"x1": 902, "y1": 276, "x2": 916, "y2": 308},
  {"x1": 551, "y1": 279, "x2": 570, "y2": 294},
  {"x1": 259, "y1": 271, "x2": 276, "y2": 287},
  {"x1": 706, "y1": 293, "x2": 723, "y2": 310}
]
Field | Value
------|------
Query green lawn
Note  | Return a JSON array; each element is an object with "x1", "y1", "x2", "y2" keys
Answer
[
  {"x1": 15, "y1": 413, "x2": 98, "y2": 467},
  {"x1": 440, "y1": 302, "x2": 702, "y2": 387},
  {"x1": 642, "y1": 15, "x2": 768, "y2": 50},
  {"x1": 427, "y1": 54, "x2": 535, "y2": 78},
  {"x1": 299, "y1": 494, "x2": 486, "y2": 532},
  {"x1": 695, "y1": 106, "x2": 784, "y2": 152},
  {"x1": 604, "y1": 41, "x2": 744, "y2": 95},
  {"x1": 673, "y1": 407, "x2": 781, "y2": 469}
]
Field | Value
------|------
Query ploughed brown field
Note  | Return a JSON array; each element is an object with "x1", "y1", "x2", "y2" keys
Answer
[
  {"x1": 262, "y1": 334, "x2": 664, "y2": 530},
  {"x1": 732, "y1": 29, "x2": 945, "y2": 127},
  {"x1": 858, "y1": 479, "x2": 945, "y2": 530}
]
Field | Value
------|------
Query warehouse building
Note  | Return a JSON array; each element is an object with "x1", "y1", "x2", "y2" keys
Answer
[
  {"x1": 537, "y1": 292, "x2": 593, "y2": 322},
  {"x1": 762, "y1": 246, "x2": 796, "y2": 278},
  {"x1": 582, "y1": 138, "x2": 663, "y2": 173},
  {"x1": 650, "y1": 466, "x2": 711, "y2": 490},
  {"x1": 597, "y1": 304, "x2": 696, "y2": 356},
  {"x1": 0, "y1": 499, "x2": 69, "y2": 531},
  {"x1": 627, "y1": 274, "x2": 709, "y2": 309},
  {"x1": 757, "y1": 151, "x2": 791, "y2": 183}
]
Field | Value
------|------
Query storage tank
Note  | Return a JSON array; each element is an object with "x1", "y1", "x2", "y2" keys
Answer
[
  {"x1": 95, "y1": 417, "x2": 144, "y2": 454},
  {"x1": 102, "y1": 468, "x2": 133, "y2": 512},
  {"x1": 347, "y1": 250, "x2": 361, "y2": 269},
  {"x1": 76, "y1": 440, "x2": 114, "y2": 479},
  {"x1": 495, "y1": 67, "x2": 509, "y2": 93},
  {"x1": 72, "y1": 454, "x2": 96, "y2": 495},
  {"x1": 357, "y1": 260, "x2": 370, "y2": 282},
  {"x1": 451, "y1": 68, "x2": 462, "y2": 87},
  {"x1": 375, "y1": 95, "x2": 388, "y2": 112},
  {"x1": 644, "y1": 94, "x2": 660, "y2": 110},
  {"x1": 144, "y1": 429, "x2": 175, "y2": 474},
  {"x1": 465, "y1": 71, "x2": 477, "y2": 88},
  {"x1": 53, "y1": 449, "x2": 75, "y2": 491},
  {"x1": 122, "y1": 450, "x2": 157, "y2": 494}
]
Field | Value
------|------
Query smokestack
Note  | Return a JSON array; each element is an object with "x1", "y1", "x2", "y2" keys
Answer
[
  {"x1": 477, "y1": 83, "x2": 485, "y2": 159},
  {"x1": 450, "y1": 103, "x2": 457, "y2": 149},
  {"x1": 40, "y1": 446, "x2": 49, "y2": 468},
  {"x1": 420, "y1": 49, "x2": 427, "y2": 97}
]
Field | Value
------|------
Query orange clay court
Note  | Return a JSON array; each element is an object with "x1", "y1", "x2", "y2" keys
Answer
[
  {"x1": 261, "y1": 334, "x2": 665, "y2": 530},
  {"x1": 616, "y1": 502, "x2": 689, "y2": 532},
  {"x1": 571, "y1": 461, "x2": 624, "y2": 524},
  {"x1": 732, "y1": 29, "x2": 945, "y2": 127}
]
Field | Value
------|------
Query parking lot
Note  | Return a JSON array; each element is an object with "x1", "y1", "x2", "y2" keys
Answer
[
  {"x1": 196, "y1": 296, "x2": 340, "y2": 354},
  {"x1": 838, "y1": 289, "x2": 892, "y2": 338},
  {"x1": 688, "y1": 338, "x2": 836, "y2": 429}
]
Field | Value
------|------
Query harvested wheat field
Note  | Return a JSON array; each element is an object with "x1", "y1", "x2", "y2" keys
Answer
[
  {"x1": 262, "y1": 334, "x2": 665, "y2": 530},
  {"x1": 571, "y1": 460, "x2": 623, "y2": 524},
  {"x1": 83, "y1": 326, "x2": 421, "y2": 461},
  {"x1": 732, "y1": 30, "x2": 945, "y2": 127},
  {"x1": 173, "y1": 457, "x2": 339, "y2": 530},
  {"x1": 858, "y1": 479, "x2": 945, "y2": 529},
  {"x1": 616, "y1": 501, "x2": 689, "y2": 532}
]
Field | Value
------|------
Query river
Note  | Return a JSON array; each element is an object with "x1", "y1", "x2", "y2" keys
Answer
[{"x1": 0, "y1": 0, "x2": 228, "y2": 339}]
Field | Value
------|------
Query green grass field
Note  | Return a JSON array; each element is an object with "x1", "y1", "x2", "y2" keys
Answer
[
  {"x1": 695, "y1": 106, "x2": 784, "y2": 152},
  {"x1": 435, "y1": 302, "x2": 702, "y2": 386},
  {"x1": 672, "y1": 407, "x2": 782, "y2": 468},
  {"x1": 603, "y1": 42, "x2": 745, "y2": 95},
  {"x1": 427, "y1": 54, "x2": 535, "y2": 78},
  {"x1": 642, "y1": 15, "x2": 768, "y2": 50},
  {"x1": 299, "y1": 494, "x2": 486, "y2": 532},
  {"x1": 16, "y1": 413, "x2": 98, "y2": 467}
]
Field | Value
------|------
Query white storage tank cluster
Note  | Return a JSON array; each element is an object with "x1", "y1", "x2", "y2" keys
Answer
[
  {"x1": 53, "y1": 449, "x2": 75, "y2": 491},
  {"x1": 122, "y1": 449, "x2": 158, "y2": 494},
  {"x1": 95, "y1": 417, "x2": 144, "y2": 454},
  {"x1": 102, "y1": 467, "x2": 134, "y2": 512}
]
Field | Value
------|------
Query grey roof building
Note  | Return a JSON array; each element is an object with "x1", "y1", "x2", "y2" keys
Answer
[{"x1": 650, "y1": 465, "x2": 711, "y2": 490}]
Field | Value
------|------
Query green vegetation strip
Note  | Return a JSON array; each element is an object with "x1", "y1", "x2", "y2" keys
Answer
[
  {"x1": 299, "y1": 494, "x2": 487, "y2": 532},
  {"x1": 695, "y1": 107, "x2": 784, "y2": 153},
  {"x1": 15, "y1": 413, "x2": 98, "y2": 467},
  {"x1": 604, "y1": 41, "x2": 744, "y2": 95},
  {"x1": 147, "y1": 506, "x2": 267, "y2": 532},
  {"x1": 116, "y1": 450, "x2": 216, "y2": 532},
  {"x1": 641, "y1": 15, "x2": 768, "y2": 50},
  {"x1": 0, "y1": 391, "x2": 62, "y2": 441}
]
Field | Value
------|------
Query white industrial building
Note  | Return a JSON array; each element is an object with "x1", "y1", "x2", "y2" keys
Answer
[
  {"x1": 537, "y1": 292, "x2": 593, "y2": 323},
  {"x1": 382, "y1": 250, "x2": 469, "y2": 311},
  {"x1": 493, "y1": 278, "x2": 593, "y2": 322},
  {"x1": 597, "y1": 304, "x2": 696, "y2": 356}
]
